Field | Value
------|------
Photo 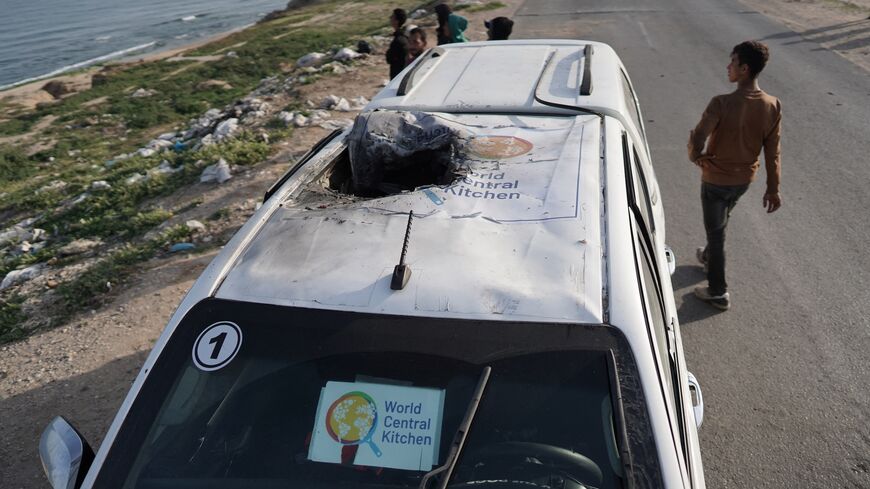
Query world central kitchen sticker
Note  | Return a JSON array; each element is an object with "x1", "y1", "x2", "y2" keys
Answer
[{"x1": 308, "y1": 381, "x2": 445, "y2": 471}]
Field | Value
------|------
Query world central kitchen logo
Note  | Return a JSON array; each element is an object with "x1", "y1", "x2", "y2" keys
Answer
[{"x1": 325, "y1": 391, "x2": 435, "y2": 457}]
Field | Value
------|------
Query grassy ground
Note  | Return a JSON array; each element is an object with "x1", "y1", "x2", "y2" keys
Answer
[{"x1": 0, "y1": 0, "x2": 420, "y2": 343}]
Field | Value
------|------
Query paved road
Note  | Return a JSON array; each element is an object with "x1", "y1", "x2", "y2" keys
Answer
[{"x1": 514, "y1": 0, "x2": 870, "y2": 487}]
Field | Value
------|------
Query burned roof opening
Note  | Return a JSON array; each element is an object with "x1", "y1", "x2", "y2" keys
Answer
[{"x1": 294, "y1": 111, "x2": 471, "y2": 201}]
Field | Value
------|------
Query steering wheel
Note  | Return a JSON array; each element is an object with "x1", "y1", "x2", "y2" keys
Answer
[{"x1": 457, "y1": 442, "x2": 603, "y2": 487}]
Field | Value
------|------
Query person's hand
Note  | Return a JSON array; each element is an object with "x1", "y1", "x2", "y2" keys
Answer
[
  {"x1": 695, "y1": 154, "x2": 715, "y2": 169},
  {"x1": 763, "y1": 192, "x2": 782, "y2": 213}
]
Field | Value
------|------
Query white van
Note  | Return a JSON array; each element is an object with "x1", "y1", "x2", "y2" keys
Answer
[{"x1": 40, "y1": 40, "x2": 706, "y2": 489}]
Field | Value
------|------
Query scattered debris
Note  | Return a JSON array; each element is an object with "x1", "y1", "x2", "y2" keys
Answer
[
  {"x1": 150, "y1": 160, "x2": 183, "y2": 175},
  {"x1": 226, "y1": 51, "x2": 239, "y2": 58},
  {"x1": 410, "y1": 9, "x2": 428, "y2": 19},
  {"x1": 357, "y1": 40, "x2": 372, "y2": 54},
  {"x1": 297, "y1": 52, "x2": 327, "y2": 68},
  {"x1": 320, "y1": 95, "x2": 351, "y2": 111},
  {"x1": 58, "y1": 239, "x2": 102, "y2": 257},
  {"x1": 197, "y1": 80, "x2": 233, "y2": 90},
  {"x1": 125, "y1": 173, "x2": 148, "y2": 185},
  {"x1": 36, "y1": 180, "x2": 68, "y2": 194},
  {"x1": 213, "y1": 118, "x2": 239, "y2": 140},
  {"x1": 200, "y1": 158, "x2": 232, "y2": 183},
  {"x1": 90, "y1": 180, "x2": 111, "y2": 191},
  {"x1": 185, "y1": 220, "x2": 206, "y2": 232},
  {"x1": 157, "y1": 131, "x2": 177, "y2": 141},
  {"x1": 169, "y1": 243, "x2": 196, "y2": 253},
  {"x1": 333, "y1": 47, "x2": 360, "y2": 61},
  {"x1": 137, "y1": 148, "x2": 157, "y2": 158},
  {"x1": 1, "y1": 264, "x2": 46, "y2": 291},
  {"x1": 130, "y1": 88, "x2": 158, "y2": 98}
]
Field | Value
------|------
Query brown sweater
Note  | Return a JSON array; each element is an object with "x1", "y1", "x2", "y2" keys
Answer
[{"x1": 688, "y1": 88, "x2": 782, "y2": 192}]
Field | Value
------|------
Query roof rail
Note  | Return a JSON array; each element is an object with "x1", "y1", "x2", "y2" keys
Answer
[
  {"x1": 580, "y1": 44, "x2": 593, "y2": 96},
  {"x1": 532, "y1": 49, "x2": 599, "y2": 116},
  {"x1": 397, "y1": 47, "x2": 444, "y2": 96}
]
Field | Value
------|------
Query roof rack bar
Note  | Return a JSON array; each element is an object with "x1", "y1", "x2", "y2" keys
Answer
[
  {"x1": 580, "y1": 44, "x2": 593, "y2": 96},
  {"x1": 397, "y1": 47, "x2": 444, "y2": 96}
]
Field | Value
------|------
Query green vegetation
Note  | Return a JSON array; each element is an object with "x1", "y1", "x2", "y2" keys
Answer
[
  {"x1": 56, "y1": 225, "x2": 193, "y2": 316},
  {"x1": 454, "y1": 1, "x2": 506, "y2": 13},
  {"x1": 0, "y1": 0, "x2": 421, "y2": 344},
  {"x1": 0, "y1": 146, "x2": 35, "y2": 184},
  {"x1": 0, "y1": 295, "x2": 26, "y2": 344}
]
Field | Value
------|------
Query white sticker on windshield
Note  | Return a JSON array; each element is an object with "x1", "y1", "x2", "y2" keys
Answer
[
  {"x1": 192, "y1": 321, "x2": 242, "y2": 371},
  {"x1": 308, "y1": 381, "x2": 445, "y2": 471}
]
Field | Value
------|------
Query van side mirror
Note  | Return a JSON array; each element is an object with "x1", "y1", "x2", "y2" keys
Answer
[{"x1": 39, "y1": 416, "x2": 95, "y2": 489}]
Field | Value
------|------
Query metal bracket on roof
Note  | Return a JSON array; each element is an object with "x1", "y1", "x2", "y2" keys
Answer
[{"x1": 397, "y1": 48, "x2": 444, "y2": 96}]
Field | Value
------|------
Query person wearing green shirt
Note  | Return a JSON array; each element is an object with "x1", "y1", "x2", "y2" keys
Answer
[{"x1": 434, "y1": 4, "x2": 468, "y2": 44}]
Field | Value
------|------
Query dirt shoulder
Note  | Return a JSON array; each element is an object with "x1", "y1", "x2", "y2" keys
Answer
[{"x1": 739, "y1": 0, "x2": 870, "y2": 72}]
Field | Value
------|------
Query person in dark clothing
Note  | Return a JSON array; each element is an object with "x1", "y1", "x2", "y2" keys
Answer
[
  {"x1": 385, "y1": 9, "x2": 410, "y2": 79},
  {"x1": 485, "y1": 17, "x2": 514, "y2": 40}
]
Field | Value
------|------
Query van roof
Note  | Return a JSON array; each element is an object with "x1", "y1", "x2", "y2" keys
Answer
[
  {"x1": 369, "y1": 40, "x2": 629, "y2": 117},
  {"x1": 214, "y1": 112, "x2": 607, "y2": 323}
]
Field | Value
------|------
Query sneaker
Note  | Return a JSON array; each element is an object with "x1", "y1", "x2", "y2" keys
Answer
[
  {"x1": 695, "y1": 247, "x2": 708, "y2": 272},
  {"x1": 693, "y1": 286, "x2": 730, "y2": 311}
]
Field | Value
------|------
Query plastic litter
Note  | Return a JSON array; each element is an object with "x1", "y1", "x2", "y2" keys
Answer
[
  {"x1": 333, "y1": 47, "x2": 360, "y2": 61},
  {"x1": 1, "y1": 264, "x2": 45, "y2": 291},
  {"x1": 297, "y1": 52, "x2": 326, "y2": 68},
  {"x1": 169, "y1": 243, "x2": 196, "y2": 253},
  {"x1": 200, "y1": 158, "x2": 232, "y2": 183}
]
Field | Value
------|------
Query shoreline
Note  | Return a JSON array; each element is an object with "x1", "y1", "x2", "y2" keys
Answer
[{"x1": 0, "y1": 20, "x2": 258, "y2": 103}]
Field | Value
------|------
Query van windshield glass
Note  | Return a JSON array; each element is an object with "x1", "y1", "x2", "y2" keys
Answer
[{"x1": 95, "y1": 300, "x2": 653, "y2": 489}]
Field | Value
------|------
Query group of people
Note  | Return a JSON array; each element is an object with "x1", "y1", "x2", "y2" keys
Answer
[{"x1": 385, "y1": 4, "x2": 515, "y2": 79}]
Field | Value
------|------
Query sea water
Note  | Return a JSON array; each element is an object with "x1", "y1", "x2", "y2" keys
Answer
[{"x1": 0, "y1": 0, "x2": 294, "y2": 90}]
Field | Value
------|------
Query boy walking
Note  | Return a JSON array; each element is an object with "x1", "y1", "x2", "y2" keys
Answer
[{"x1": 689, "y1": 40, "x2": 782, "y2": 310}]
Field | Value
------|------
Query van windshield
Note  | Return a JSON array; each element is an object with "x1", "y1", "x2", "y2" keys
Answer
[{"x1": 94, "y1": 299, "x2": 660, "y2": 489}]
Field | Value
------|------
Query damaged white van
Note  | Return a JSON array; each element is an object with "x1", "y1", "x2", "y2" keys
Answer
[{"x1": 40, "y1": 40, "x2": 706, "y2": 489}]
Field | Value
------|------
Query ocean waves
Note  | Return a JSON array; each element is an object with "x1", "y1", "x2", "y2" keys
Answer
[
  {"x1": 0, "y1": 41, "x2": 158, "y2": 91},
  {"x1": 0, "y1": 0, "x2": 288, "y2": 89}
]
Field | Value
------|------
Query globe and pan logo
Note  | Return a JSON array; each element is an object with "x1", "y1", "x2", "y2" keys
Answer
[
  {"x1": 466, "y1": 136, "x2": 534, "y2": 159},
  {"x1": 325, "y1": 391, "x2": 383, "y2": 457}
]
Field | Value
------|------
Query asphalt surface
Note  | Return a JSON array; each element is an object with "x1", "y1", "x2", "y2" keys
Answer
[{"x1": 514, "y1": 0, "x2": 870, "y2": 487}]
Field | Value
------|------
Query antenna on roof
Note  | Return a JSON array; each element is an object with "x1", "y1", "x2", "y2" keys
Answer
[{"x1": 390, "y1": 211, "x2": 414, "y2": 290}]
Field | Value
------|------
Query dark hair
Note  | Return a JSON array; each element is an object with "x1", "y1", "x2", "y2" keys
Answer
[
  {"x1": 410, "y1": 27, "x2": 427, "y2": 43},
  {"x1": 392, "y1": 8, "x2": 407, "y2": 27},
  {"x1": 434, "y1": 3, "x2": 451, "y2": 23},
  {"x1": 488, "y1": 17, "x2": 514, "y2": 40},
  {"x1": 731, "y1": 40, "x2": 769, "y2": 78}
]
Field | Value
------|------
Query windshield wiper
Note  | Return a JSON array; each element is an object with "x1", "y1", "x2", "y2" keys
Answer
[{"x1": 419, "y1": 366, "x2": 491, "y2": 489}]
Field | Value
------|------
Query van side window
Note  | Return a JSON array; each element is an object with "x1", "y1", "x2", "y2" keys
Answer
[
  {"x1": 620, "y1": 70, "x2": 644, "y2": 140},
  {"x1": 637, "y1": 234, "x2": 674, "y2": 403},
  {"x1": 622, "y1": 134, "x2": 655, "y2": 237}
]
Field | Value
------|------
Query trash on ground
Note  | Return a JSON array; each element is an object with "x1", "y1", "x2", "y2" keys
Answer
[
  {"x1": 1, "y1": 264, "x2": 46, "y2": 291},
  {"x1": 297, "y1": 52, "x2": 326, "y2": 68},
  {"x1": 200, "y1": 158, "x2": 232, "y2": 183},
  {"x1": 169, "y1": 242, "x2": 196, "y2": 253}
]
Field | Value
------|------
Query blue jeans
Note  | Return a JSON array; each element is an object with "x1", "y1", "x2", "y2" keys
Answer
[{"x1": 701, "y1": 182, "x2": 749, "y2": 295}]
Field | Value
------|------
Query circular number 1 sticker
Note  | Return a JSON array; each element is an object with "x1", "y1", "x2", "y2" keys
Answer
[{"x1": 192, "y1": 321, "x2": 242, "y2": 371}]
